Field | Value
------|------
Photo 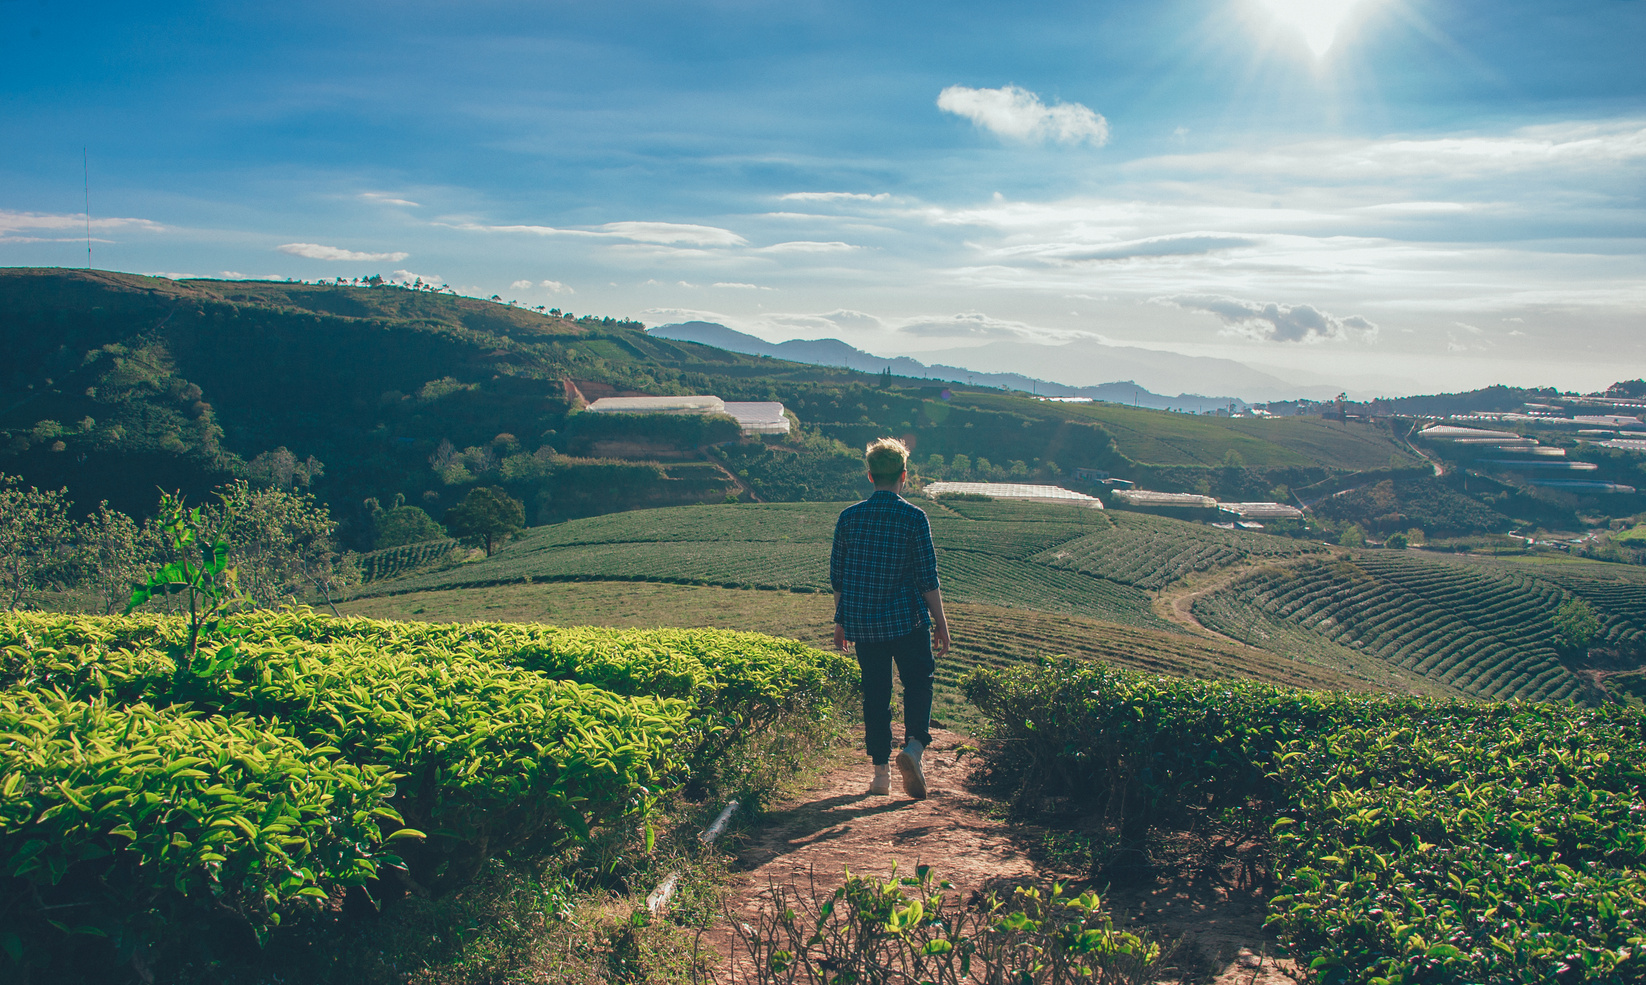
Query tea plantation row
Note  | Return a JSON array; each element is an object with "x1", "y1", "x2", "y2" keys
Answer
[
  {"x1": 0, "y1": 610, "x2": 853, "y2": 979},
  {"x1": 1194, "y1": 552, "x2": 1646, "y2": 703},
  {"x1": 966, "y1": 661, "x2": 1646, "y2": 983}
]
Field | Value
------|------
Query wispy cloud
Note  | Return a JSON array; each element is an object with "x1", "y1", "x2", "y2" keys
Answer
[
  {"x1": 540, "y1": 279, "x2": 573, "y2": 293},
  {"x1": 450, "y1": 220, "x2": 746, "y2": 247},
  {"x1": 278, "y1": 242, "x2": 410, "y2": 261},
  {"x1": 389, "y1": 269, "x2": 441, "y2": 285},
  {"x1": 0, "y1": 210, "x2": 165, "y2": 236},
  {"x1": 359, "y1": 192, "x2": 420, "y2": 207},
  {"x1": 713, "y1": 282, "x2": 769, "y2": 290},
  {"x1": 757, "y1": 240, "x2": 858, "y2": 253},
  {"x1": 936, "y1": 85, "x2": 1109, "y2": 146},
  {"x1": 780, "y1": 192, "x2": 891, "y2": 202},
  {"x1": 994, "y1": 233, "x2": 1258, "y2": 264},
  {"x1": 1157, "y1": 294, "x2": 1379, "y2": 344}
]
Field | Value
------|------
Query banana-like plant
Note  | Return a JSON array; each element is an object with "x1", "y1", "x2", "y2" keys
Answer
[{"x1": 125, "y1": 490, "x2": 241, "y2": 673}]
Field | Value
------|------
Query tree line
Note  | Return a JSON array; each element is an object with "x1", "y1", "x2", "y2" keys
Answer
[{"x1": 0, "y1": 475, "x2": 525, "y2": 614}]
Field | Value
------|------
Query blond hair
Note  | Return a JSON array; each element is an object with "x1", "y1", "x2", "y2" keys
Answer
[{"x1": 864, "y1": 437, "x2": 910, "y2": 483}]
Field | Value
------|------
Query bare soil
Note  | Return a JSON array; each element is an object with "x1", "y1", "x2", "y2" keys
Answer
[{"x1": 706, "y1": 730, "x2": 1297, "y2": 984}]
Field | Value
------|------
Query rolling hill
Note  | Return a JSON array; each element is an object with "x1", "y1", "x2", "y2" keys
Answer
[{"x1": 2, "y1": 268, "x2": 1424, "y2": 545}]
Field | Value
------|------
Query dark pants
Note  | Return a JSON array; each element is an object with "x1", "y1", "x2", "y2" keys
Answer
[{"x1": 855, "y1": 629, "x2": 935, "y2": 765}]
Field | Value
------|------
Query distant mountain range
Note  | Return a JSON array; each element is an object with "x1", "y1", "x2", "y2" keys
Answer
[{"x1": 648, "y1": 321, "x2": 1333, "y2": 409}]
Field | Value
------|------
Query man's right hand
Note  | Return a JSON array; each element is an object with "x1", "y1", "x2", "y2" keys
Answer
[
  {"x1": 932, "y1": 620, "x2": 951, "y2": 658},
  {"x1": 833, "y1": 623, "x2": 849, "y2": 651}
]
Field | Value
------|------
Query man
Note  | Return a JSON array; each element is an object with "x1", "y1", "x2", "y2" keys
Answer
[{"x1": 830, "y1": 437, "x2": 951, "y2": 799}]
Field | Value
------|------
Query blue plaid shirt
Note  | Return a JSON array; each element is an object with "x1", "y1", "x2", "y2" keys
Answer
[{"x1": 830, "y1": 491, "x2": 941, "y2": 642}]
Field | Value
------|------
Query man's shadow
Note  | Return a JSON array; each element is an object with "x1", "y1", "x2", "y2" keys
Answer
[{"x1": 732, "y1": 793, "x2": 916, "y2": 870}]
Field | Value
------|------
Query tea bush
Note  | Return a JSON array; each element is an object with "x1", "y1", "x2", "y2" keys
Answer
[
  {"x1": 964, "y1": 660, "x2": 1646, "y2": 983},
  {"x1": 0, "y1": 609, "x2": 852, "y2": 979}
]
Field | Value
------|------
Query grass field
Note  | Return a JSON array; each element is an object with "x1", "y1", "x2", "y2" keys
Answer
[
  {"x1": 956, "y1": 393, "x2": 1422, "y2": 469},
  {"x1": 339, "y1": 580, "x2": 1369, "y2": 730},
  {"x1": 362, "y1": 499, "x2": 1317, "y2": 632},
  {"x1": 356, "y1": 499, "x2": 1646, "y2": 710}
]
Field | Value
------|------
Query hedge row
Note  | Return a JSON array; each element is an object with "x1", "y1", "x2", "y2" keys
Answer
[
  {"x1": 0, "y1": 611, "x2": 853, "y2": 977},
  {"x1": 964, "y1": 661, "x2": 1646, "y2": 983}
]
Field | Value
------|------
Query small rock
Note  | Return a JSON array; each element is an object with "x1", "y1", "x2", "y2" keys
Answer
[{"x1": 1236, "y1": 948, "x2": 1262, "y2": 968}]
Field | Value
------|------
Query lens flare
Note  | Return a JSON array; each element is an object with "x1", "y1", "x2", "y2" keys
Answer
[{"x1": 1258, "y1": 0, "x2": 1368, "y2": 56}]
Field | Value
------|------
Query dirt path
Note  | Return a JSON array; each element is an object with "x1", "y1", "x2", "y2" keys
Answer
[
  {"x1": 706, "y1": 731, "x2": 1296, "y2": 984},
  {"x1": 1151, "y1": 563, "x2": 1269, "y2": 645},
  {"x1": 1152, "y1": 554, "x2": 1340, "y2": 647}
]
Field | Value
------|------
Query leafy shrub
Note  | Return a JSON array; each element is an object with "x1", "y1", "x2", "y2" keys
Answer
[
  {"x1": 726, "y1": 865, "x2": 1167, "y2": 985},
  {"x1": 0, "y1": 609, "x2": 853, "y2": 978},
  {"x1": 964, "y1": 660, "x2": 1646, "y2": 983},
  {"x1": 1553, "y1": 596, "x2": 1601, "y2": 653},
  {"x1": 0, "y1": 691, "x2": 403, "y2": 977}
]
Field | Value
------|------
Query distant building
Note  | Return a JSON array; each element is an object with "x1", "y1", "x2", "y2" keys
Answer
[
  {"x1": 1110, "y1": 490, "x2": 1218, "y2": 509},
  {"x1": 1072, "y1": 467, "x2": 1109, "y2": 482},
  {"x1": 925, "y1": 482, "x2": 1104, "y2": 508},
  {"x1": 586, "y1": 395, "x2": 726, "y2": 415},
  {"x1": 1218, "y1": 502, "x2": 1304, "y2": 520},
  {"x1": 585, "y1": 394, "x2": 790, "y2": 435},
  {"x1": 721, "y1": 402, "x2": 791, "y2": 435}
]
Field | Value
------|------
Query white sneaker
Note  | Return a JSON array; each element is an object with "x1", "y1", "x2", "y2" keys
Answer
[
  {"x1": 868, "y1": 764, "x2": 892, "y2": 795},
  {"x1": 896, "y1": 740, "x2": 927, "y2": 800}
]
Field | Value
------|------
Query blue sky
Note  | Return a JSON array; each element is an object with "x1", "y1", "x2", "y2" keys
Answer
[{"x1": 3, "y1": 0, "x2": 1643, "y2": 397}]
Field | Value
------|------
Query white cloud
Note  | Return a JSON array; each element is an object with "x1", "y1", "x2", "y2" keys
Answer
[
  {"x1": 278, "y1": 242, "x2": 410, "y2": 262},
  {"x1": 895, "y1": 311, "x2": 1039, "y2": 340},
  {"x1": 1136, "y1": 120, "x2": 1646, "y2": 182},
  {"x1": 713, "y1": 282, "x2": 765, "y2": 290},
  {"x1": 389, "y1": 269, "x2": 442, "y2": 285},
  {"x1": 1157, "y1": 294, "x2": 1379, "y2": 344},
  {"x1": 0, "y1": 209, "x2": 164, "y2": 237},
  {"x1": 936, "y1": 85, "x2": 1109, "y2": 146},
  {"x1": 450, "y1": 220, "x2": 745, "y2": 247},
  {"x1": 599, "y1": 221, "x2": 746, "y2": 246},
  {"x1": 758, "y1": 240, "x2": 859, "y2": 253},
  {"x1": 511, "y1": 279, "x2": 534, "y2": 289},
  {"x1": 540, "y1": 279, "x2": 573, "y2": 294},
  {"x1": 780, "y1": 192, "x2": 891, "y2": 202},
  {"x1": 360, "y1": 192, "x2": 421, "y2": 207},
  {"x1": 993, "y1": 232, "x2": 1258, "y2": 264}
]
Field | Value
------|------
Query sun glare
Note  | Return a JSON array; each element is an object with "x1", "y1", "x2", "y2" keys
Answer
[{"x1": 1258, "y1": 0, "x2": 1370, "y2": 57}]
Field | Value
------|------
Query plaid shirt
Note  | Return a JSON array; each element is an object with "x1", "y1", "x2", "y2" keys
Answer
[{"x1": 830, "y1": 491, "x2": 941, "y2": 642}]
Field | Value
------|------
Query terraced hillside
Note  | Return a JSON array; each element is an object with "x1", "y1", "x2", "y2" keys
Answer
[
  {"x1": 365, "y1": 499, "x2": 1318, "y2": 634},
  {"x1": 1031, "y1": 509, "x2": 1323, "y2": 590},
  {"x1": 1192, "y1": 551, "x2": 1646, "y2": 703}
]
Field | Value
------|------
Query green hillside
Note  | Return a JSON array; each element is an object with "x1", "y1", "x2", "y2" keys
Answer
[
  {"x1": 351, "y1": 497, "x2": 1646, "y2": 706},
  {"x1": 3, "y1": 269, "x2": 1425, "y2": 546},
  {"x1": 1193, "y1": 550, "x2": 1646, "y2": 703}
]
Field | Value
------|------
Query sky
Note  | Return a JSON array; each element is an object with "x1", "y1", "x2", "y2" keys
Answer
[{"x1": 2, "y1": 0, "x2": 1643, "y2": 398}]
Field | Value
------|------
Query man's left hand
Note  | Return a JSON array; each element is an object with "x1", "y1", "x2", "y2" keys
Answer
[{"x1": 833, "y1": 623, "x2": 849, "y2": 651}]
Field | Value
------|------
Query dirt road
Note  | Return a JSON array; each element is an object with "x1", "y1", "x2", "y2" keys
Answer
[{"x1": 706, "y1": 730, "x2": 1297, "y2": 984}]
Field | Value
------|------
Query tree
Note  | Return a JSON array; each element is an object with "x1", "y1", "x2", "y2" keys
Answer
[
  {"x1": 77, "y1": 501, "x2": 148, "y2": 615},
  {"x1": 1338, "y1": 524, "x2": 1367, "y2": 548},
  {"x1": 445, "y1": 486, "x2": 525, "y2": 556},
  {"x1": 367, "y1": 495, "x2": 449, "y2": 549},
  {"x1": 203, "y1": 481, "x2": 347, "y2": 610},
  {"x1": 0, "y1": 474, "x2": 74, "y2": 610},
  {"x1": 1552, "y1": 597, "x2": 1601, "y2": 654}
]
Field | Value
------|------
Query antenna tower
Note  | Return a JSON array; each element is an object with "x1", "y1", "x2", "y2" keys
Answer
[{"x1": 83, "y1": 148, "x2": 91, "y2": 269}]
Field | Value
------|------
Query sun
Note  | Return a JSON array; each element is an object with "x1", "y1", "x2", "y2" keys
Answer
[{"x1": 1257, "y1": 0, "x2": 1372, "y2": 57}]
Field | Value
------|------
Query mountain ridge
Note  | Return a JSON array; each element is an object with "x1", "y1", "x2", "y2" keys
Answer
[{"x1": 648, "y1": 320, "x2": 1332, "y2": 407}]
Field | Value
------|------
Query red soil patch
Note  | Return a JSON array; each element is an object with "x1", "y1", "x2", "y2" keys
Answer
[{"x1": 705, "y1": 730, "x2": 1297, "y2": 983}]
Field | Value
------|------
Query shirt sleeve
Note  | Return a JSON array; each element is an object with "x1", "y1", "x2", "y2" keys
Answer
[
  {"x1": 910, "y1": 510, "x2": 939, "y2": 594},
  {"x1": 830, "y1": 513, "x2": 847, "y2": 624}
]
